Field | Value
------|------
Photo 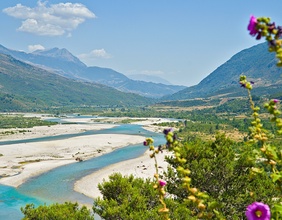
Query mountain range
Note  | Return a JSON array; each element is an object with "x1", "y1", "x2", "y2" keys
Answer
[
  {"x1": 0, "y1": 41, "x2": 281, "y2": 112},
  {"x1": 0, "y1": 53, "x2": 152, "y2": 112},
  {"x1": 163, "y1": 42, "x2": 282, "y2": 100},
  {"x1": 127, "y1": 74, "x2": 172, "y2": 85},
  {"x1": 0, "y1": 45, "x2": 186, "y2": 99}
]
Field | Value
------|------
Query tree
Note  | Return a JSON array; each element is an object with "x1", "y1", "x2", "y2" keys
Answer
[
  {"x1": 164, "y1": 133, "x2": 279, "y2": 219},
  {"x1": 93, "y1": 173, "x2": 193, "y2": 220},
  {"x1": 21, "y1": 202, "x2": 94, "y2": 220},
  {"x1": 93, "y1": 173, "x2": 160, "y2": 220}
]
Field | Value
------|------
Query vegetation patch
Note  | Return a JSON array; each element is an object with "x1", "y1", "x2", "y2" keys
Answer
[
  {"x1": 19, "y1": 159, "x2": 41, "y2": 164},
  {"x1": 0, "y1": 114, "x2": 57, "y2": 129}
]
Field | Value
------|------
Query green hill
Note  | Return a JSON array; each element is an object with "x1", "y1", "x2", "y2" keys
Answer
[
  {"x1": 0, "y1": 53, "x2": 153, "y2": 112},
  {"x1": 163, "y1": 42, "x2": 282, "y2": 100}
]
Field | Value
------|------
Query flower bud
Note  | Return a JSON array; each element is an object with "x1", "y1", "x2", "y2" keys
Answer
[
  {"x1": 159, "y1": 179, "x2": 167, "y2": 187},
  {"x1": 183, "y1": 169, "x2": 191, "y2": 175},
  {"x1": 189, "y1": 187, "x2": 198, "y2": 194},
  {"x1": 269, "y1": 160, "x2": 277, "y2": 165},
  {"x1": 188, "y1": 195, "x2": 197, "y2": 202},
  {"x1": 198, "y1": 203, "x2": 206, "y2": 210},
  {"x1": 183, "y1": 176, "x2": 191, "y2": 183},
  {"x1": 176, "y1": 166, "x2": 184, "y2": 172},
  {"x1": 173, "y1": 147, "x2": 181, "y2": 152},
  {"x1": 175, "y1": 152, "x2": 181, "y2": 158}
]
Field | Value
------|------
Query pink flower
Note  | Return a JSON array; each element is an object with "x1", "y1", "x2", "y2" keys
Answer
[
  {"x1": 245, "y1": 202, "x2": 271, "y2": 220},
  {"x1": 248, "y1": 15, "x2": 258, "y2": 36},
  {"x1": 273, "y1": 99, "x2": 279, "y2": 103},
  {"x1": 159, "y1": 179, "x2": 166, "y2": 187}
]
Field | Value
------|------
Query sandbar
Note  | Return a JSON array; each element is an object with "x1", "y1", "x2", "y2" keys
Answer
[
  {"x1": 0, "y1": 116, "x2": 147, "y2": 187},
  {"x1": 0, "y1": 116, "x2": 176, "y2": 194},
  {"x1": 74, "y1": 149, "x2": 172, "y2": 198}
]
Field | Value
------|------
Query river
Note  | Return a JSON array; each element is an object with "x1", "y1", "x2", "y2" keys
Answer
[{"x1": 0, "y1": 117, "x2": 165, "y2": 219}]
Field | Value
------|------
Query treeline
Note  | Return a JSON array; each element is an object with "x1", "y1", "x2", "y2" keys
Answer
[{"x1": 0, "y1": 114, "x2": 57, "y2": 129}]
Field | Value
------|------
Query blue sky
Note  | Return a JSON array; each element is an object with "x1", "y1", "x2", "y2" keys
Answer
[{"x1": 0, "y1": 1, "x2": 282, "y2": 86}]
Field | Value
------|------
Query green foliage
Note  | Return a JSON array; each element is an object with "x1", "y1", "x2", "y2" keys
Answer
[
  {"x1": 0, "y1": 114, "x2": 57, "y2": 129},
  {"x1": 93, "y1": 173, "x2": 160, "y2": 219},
  {"x1": 0, "y1": 53, "x2": 152, "y2": 112},
  {"x1": 21, "y1": 202, "x2": 94, "y2": 220},
  {"x1": 157, "y1": 98, "x2": 220, "y2": 108},
  {"x1": 15, "y1": 15, "x2": 282, "y2": 220},
  {"x1": 93, "y1": 173, "x2": 195, "y2": 220},
  {"x1": 164, "y1": 133, "x2": 279, "y2": 219}
]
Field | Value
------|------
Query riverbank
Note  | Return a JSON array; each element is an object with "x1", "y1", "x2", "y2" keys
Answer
[
  {"x1": 74, "y1": 149, "x2": 172, "y2": 198},
  {"x1": 74, "y1": 117, "x2": 174, "y2": 199},
  {"x1": 0, "y1": 116, "x2": 175, "y2": 188}
]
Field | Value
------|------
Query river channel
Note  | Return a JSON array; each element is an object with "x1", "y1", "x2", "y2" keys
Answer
[{"x1": 0, "y1": 117, "x2": 165, "y2": 219}]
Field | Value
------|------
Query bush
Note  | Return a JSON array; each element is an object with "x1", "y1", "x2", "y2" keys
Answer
[{"x1": 21, "y1": 202, "x2": 94, "y2": 220}]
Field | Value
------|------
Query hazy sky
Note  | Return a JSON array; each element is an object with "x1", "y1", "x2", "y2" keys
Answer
[{"x1": 0, "y1": 1, "x2": 281, "y2": 86}]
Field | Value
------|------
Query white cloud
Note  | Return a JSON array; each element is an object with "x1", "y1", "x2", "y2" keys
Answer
[
  {"x1": 78, "y1": 49, "x2": 112, "y2": 60},
  {"x1": 28, "y1": 44, "x2": 45, "y2": 52},
  {"x1": 3, "y1": 1, "x2": 95, "y2": 36}
]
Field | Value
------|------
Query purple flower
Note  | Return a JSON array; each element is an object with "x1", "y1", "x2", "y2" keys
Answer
[
  {"x1": 240, "y1": 82, "x2": 246, "y2": 88},
  {"x1": 256, "y1": 32, "x2": 262, "y2": 40},
  {"x1": 143, "y1": 141, "x2": 148, "y2": 146},
  {"x1": 163, "y1": 128, "x2": 173, "y2": 135},
  {"x1": 159, "y1": 179, "x2": 166, "y2": 187},
  {"x1": 273, "y1": 99, "x2": 279, "y2": 103},
  {"x1": 158, "y1": 144, "x2": 163, "y2": 153},
  {"x1": 276, "y1": 26, "x2": 282, "y2": 38},
  {"x1": 268, "y1": 22, "x2": 276, "y2": 32},
  {"x1": 245, "y1": 202, "x2": 271, "y2": 220},
  {"x1": 248, "y1": 15, "x2": 258, "y2": 36},
  {"x1": 268, "y1": 40, "x2": 277, "y2": 47}
]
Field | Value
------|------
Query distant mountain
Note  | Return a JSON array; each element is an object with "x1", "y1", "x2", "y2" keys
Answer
[
  {"x1": 0, "y1": 45, "x2": 186, "y2": 98},
  {"x1": 0, "y1": 53, "x2": 152, "y2": 112},
  {"x1": 80, "y1": 67, "x2": 186, "y2": 98},
  {"x1": 127, "y1": 74, "x2": 172, "y2": 85},
  {"x1": 163, "y1": 42, "x2": 282, "y2": 100},
  {"x1": 0, "y1": 45, "x2": 87, "y2": 79}
]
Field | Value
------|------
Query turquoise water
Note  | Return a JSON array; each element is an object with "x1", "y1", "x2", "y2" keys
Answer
[
  {"x1": 0, "y1": 185, "x2": 44, "y2": 219},
  {"x1": 0, "y1": 122, "x2": 165, "y2": 219}
]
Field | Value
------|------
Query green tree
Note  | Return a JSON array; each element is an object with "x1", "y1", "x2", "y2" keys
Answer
[
  {"x1": 93, "y1": 173, "x2": 160, "y2": 220},
  {"x1": 21, "y1": 202, "x2": 94, "y2": 220},
  {"x1": 164, "y1": 133, "x2": 279, "y2": 219},
  {"x1": 93, "y1": 173, "x2": 194, "y2": 220}
]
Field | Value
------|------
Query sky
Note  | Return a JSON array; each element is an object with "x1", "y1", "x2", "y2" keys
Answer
[{"x1": 0, "y1": 1, "x2": 282, "y2": 87}]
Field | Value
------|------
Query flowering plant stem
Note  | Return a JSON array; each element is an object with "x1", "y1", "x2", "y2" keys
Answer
[{"x1": 145, "y1": 138, "x2": 170, "y2": 220}]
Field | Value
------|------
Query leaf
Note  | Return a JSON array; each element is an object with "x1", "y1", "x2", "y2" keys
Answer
[
  {"x1": 270, "y1": 173, "x2": 282, "y2": 183},
  {"x1": 272, "y1": 204, "x2": 282, "y2": 214}
]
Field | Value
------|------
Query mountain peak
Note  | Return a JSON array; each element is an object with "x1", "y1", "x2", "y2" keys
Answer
[{"x1": 32, "y1": 47, "x2": 82, "y2": 64}]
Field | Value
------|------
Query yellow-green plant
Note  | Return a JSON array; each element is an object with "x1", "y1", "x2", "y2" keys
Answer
[{"x1": 144, "y1": 15, "x2": 282, "y2": 220}]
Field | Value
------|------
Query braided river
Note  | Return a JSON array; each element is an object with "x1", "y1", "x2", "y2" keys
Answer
[{"x1": 0, "y1": 117, "x2": 165, "y2": 219}]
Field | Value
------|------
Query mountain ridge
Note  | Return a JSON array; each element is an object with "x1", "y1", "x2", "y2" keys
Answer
[
  {"x1": 0, "y1": 44, "x2": 186, "y2": 98},
  {"x1": 0, "y1": 53, "x2": 153, "y2": 112},
  {"x1": 163, "y1": 42, "x2": 282, "y2": 100}
]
